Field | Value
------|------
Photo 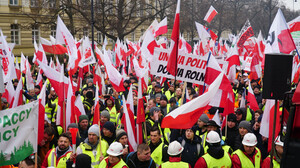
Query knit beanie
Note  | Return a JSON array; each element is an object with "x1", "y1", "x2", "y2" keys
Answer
[
  {"x1": 116, "y1": 129, "x2": 127, "y2": 142},
  {"x1": 227, "y1": 113, "x2": 237, "y2": 123},
  {"x1": 67, "y1": 123, "x2": 78, "y2": 129},
  {"x1": 101, "y1": 110, "x2": 110, "y2": 120},
  {"x1": 103, "y1": 121, "x2": 115, "y2": 133},
  {"x1": 88, "y1": 124, "x2": 100, "y2": 137},
  {"x1": 239, "y1": 120, "x2": 252, "y2": 132},
  {"x1": 199, "y1": 114, "x2": 209, "y2": 124},
  {"x1": 79, "y1": 115, "x2": 89, "y2": 123},
  {"x1": 87, "y1": 78, "x2": 93, "y2": 84},
  {"x1": 149, "y1": 107, "x2": 160, "y2": 116},
  {"x1": 75, "y1": 154, "x2": 92, "y2": 168},
  {"x1": 160, "y1": 95, "x2": 168, "y2": 102}
]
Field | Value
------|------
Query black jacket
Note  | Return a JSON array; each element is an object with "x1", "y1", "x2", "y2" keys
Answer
[
  {"x1": 125, "y1": 152, "x2": 156, "y2": 168},
  {"x1": 222, "y1": 125, "x2": 239, "y2": 150}
]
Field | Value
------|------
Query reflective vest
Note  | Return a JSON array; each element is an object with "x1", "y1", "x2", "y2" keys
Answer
[
  {"x1": 106, "y1": 106, "x2": 117, "y2": 123},
  {"x1": 146, "y1": 119, "x2": 169, "y2": 143},
  {"x1": 232, "y1": 148, "x2": 261, "y2": 168},
  {"x1": 47, "y1": 148, "x2": 72, "y2": 168},
  {"x1": 246, "y1": 108, "x2": 253, "y2": 122},
  {"x1": 195, "y1": 131, "x2": 207, "y2": 148},
  {"x1": 266, "y1": 155, "x2": 280, "y2": 168},
  {"x1": 99, "y1": 157, "x2": 128, "y2": 168},
  {"x1": 161, "y1": 161, "x2": 189, "y2": 168},
  {"x1": 204, "y1": 144, "x2": 232, "y2": 154},
  {"x1": 202, "y1": 150, "x2": 232, "y2": 168},
  {"x1": 164, "y1": 90, "x2": 174, "y2": 101},
  {"x1": 45, "y1": 98, "x2": 58, "y2": 122},
  {"x1": 116, "y1": 113, "x2": 122, "y2": 128},
  {"x1": 149, "y1": 142, "x2": 167, "y2": 167},
  {"x1": 78, "y1": 140, "x2": 109, "y2": 168}
]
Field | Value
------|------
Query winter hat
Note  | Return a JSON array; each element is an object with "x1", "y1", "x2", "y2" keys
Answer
[
  {"x1": 79, "y1": 115, "x2": 89, "y2": 123},
  {"x1": 88, "y1": 124, "x2": 100, "y2": 137},
  {"x1": 227, "y1": 113, "x2": 237, "y2": 123},
  {"x1": 149, "y1": 107, "x2": 160, "y2": 116},
  {"x1": 160, "y1": 95, "x2": 168, "y2": 102},
  {"x1": 67, "y1": 123, "x2": 78, "y2": 129},
  {"x1": 87, "y1": 78, "x2": 93, "y2": 84},
  {"x1": 155, "y1": 93, "x2": 162, "y2": 98},
  {"x1": 239, "y1": 120, "x2": 252, "y2": 132},
  {"x1": 103, "y1": 121, "x2": 116, "y2": 133},
  {"x1": 207, "y1": 120, "x2": 221, "y2": 128},
  {"x1": 199, "y1": 114, "x2": 209, "y2": 124},
  {"x1": 101, "y1": 110, "x2": 110, "y2": 120},
  {"x1": 116, "y1": 129, "x2": 127, "y2": 142},
  {"x1": 75, "y1": 154, "x2": 92, "y2": 168}
]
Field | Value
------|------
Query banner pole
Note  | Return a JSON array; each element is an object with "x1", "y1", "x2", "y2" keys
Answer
[
  {"x1": 270, "y1": 99, "x2": 278, "y2": 168},
  {"x1": 202, "y1": 51, "x2": 212, "y2": 94}
]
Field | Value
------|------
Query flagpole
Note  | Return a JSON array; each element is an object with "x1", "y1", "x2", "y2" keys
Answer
[
  {"x1": 202, "y1": 51, "x2": 212, "y2": 94},
  {"x1": 143, "y1": 122, "x2": 148, "y2": 143},
  {"x1": 270, "y1": 99, "x2": 278, "y2": 168},
  {"x1": 34, "y1": 152, "x2": 37, "y2": 168},
  {"x1": 98, "y1": 119, "x2": 103, "y2": 158}
]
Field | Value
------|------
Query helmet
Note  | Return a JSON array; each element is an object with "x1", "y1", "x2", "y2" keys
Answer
[
  {"x1": 242, "y1": 133, "x2": 257, "y2": 146},
  {"x1": 167, "y1": 141, "x2": 184, "y2": 156},
  {"x1": 206, "y1": 131, "x2": 221, "y2": 143},
  {"x1": 275, "y1": 136, "x2": 284, "y2": 146},
  {"x1": 107, "y1": 142, "x2": 123, "y2": 156}
]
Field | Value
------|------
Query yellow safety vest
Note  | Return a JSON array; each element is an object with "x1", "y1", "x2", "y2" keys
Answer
[
  {"x1": 232, "y1": 148, "x2": 261, "y2": 168},
  {"x1": 161, "y1": 161, "x2": 189, "y2": 168},
  {"x1": 195, "y1": 131, "x2": 207, "y2": 148},
  {"x1": 202, "y1": 150, "x2": 232, "y2": 168},
  {"x1": 164, "y1": 90, "x2": 174, "y2": 101},
  {"x1": 47, "y1": 148, "x2": 72, "y2": 168},
  {"x1": 99, "y1": 157, "x2": 128, "y2": 168},
  {"x1": 266, "y1": 155, "x2": 280, "y2": 168},
  {"x1": 106, "y1": 106, "x2": 117, "y2": 123},
  {"x1": 204, "y1": 145, "x2": 232, "y2": 154},
  {"x1": 45, "y1": 98, "x2": 58, "y2": 122},
  {"x1": 78, "y1": 140, "x2": 109, "y2": 168},
  {"x1": 246, "y1": 108, "x2": 253, "y2": 122},
  {"x1": 149, "y1": 142, "x2": 167, "y2": 167}
]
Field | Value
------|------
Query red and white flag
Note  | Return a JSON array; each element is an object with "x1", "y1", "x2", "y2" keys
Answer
[
  {"x1": 79, "y1": 36, "x2": 96, "y2": 68},
  {"x1": 167, "y1": 0, "x2": 180, "y2": 76},
  {"x1": 161, "y1": 73, "x2": 223, "y2": 129},
  {"x1": 288, "y1": 16, "x2": 300, "y2": 33},
  {"x1": 247, "y1": 86, "x2": 259, "y2": 111},
  {"x1": 74, "y1": 94, "x2": 86, "y2": 117},
  {"x1": 93, "y1": 84, "x2": 100, "y2": 125},
  {"x1": 141, "y1": 30, "x2": 159, "y2": 61},
  {"x1": 10, "y1": 77, "x2": 23, "y2": 108},
  {"x1": 237, "y1": 19, "x2": 254, "y2": 53},
  {"x1": 204, "y1": 5, "x2": 218, "y2": 23},
  {"x1": 154, "y1": 17, "x2": 168, "y2": 37},
  {"x1": 50, "y1": 35, "x2": 68, "y2": 55},
  {"x1": 66, "y1": 78, "x2": 76, "y2": 127},
  {"x1": 195, "y1": 22, "x2": 211, "y2": 42},
  {"x1": 265, "y1": 9, "x2": 296, "y2": 54},
  {"x1": 25, "y1": 59, "x2": 35, "y2": 91},
  {"x1": 136, "y1": 78, "x2": 145, "y2": 144},
  {"x1": 38, "y1": 82, "x2": 47, "y2": 144}
]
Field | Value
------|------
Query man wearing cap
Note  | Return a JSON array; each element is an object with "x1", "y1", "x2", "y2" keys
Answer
[
  {"x1": 77, "y1": 124, "x2": 109, "y2": 168},
  {"x1": 116, "y1": 129, "x2": 129, "y2": 156},
  {"x1": 262, "y1": 136, "x2": 283, "y2": 168},
  {"x1": 159, "y1": 141, "x2": 191, "y2": 168},
  {"x1": 159, "y1": 95, "x2": 170, "y2": 116},
  {"x1": 222, "y1": 113, "x2": 239, "y2": 149},
  {"x1": 164, "y1": 84, "x2": 175, "y2": 101},
  {"x1": 195, "y1": 131, "x2": 232, "y2": 168},
  {"x1": 100, "y1": 110, "x2": 110, "y2": 127},
  {"x1": 101, "y1": 121, "x2": 116, "y2": 145},
  {"x1": 126, "y1": 143, "x2": 156, "y2": 168},
  {"x1": 150, "y1": 84, "x2": 165, "y2": 99},
  {"x1": 99, "y1": 142, "x2": 128, "y2": 168},
  {"x1": 77, "y1": 115, "x2": 90, "y2": 146},
  {"x1": 195, "y1": 114, "x2": 209, "y2": 146},
  {"x1": 232, "y1": 133, "x2": 262, "y2": 168},
  {"x1": 233, "y1": 120, "x2": 252, "y2": 151},
  {"x1": 1, "y1": 97, "x2": 8, "y2": 110}
]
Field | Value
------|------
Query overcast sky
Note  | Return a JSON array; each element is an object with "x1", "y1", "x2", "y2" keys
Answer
[{"x1": 281, "y1": 0, "x2": 300, "y2": 11}]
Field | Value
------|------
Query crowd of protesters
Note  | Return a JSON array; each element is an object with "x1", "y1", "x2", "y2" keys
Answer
[{"x1": 0, "y1": 63, "x2": 287, "y2": 168}]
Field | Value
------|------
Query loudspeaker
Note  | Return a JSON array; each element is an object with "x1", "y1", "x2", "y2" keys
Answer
[{"x1": 262, "y1": 54, "x2": 293, "y2": 100}]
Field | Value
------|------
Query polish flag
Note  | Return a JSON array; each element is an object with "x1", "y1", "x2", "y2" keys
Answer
[
  {"x1": 122, "y1": 85, "x2": 137, "y2": 151},
  {"x1": 66, "y1": 78, "x2": 76, "y2": 127},
  {"x1": 237, "y1": 19, "x2": 254, "y2": 54},
  {"x1": 154, "y1": 17, "x2": 168, "y2": 37},
  {"x1": 15, "y1": 61, "x2": 21, "y2": 80},
  {"x1": 36, "y1": 68, "x2": 43, "y2": 89},
  {"x1": 2, "y1": 80, "x2": 15, "y2": 105},
  {"x1": 94, "y1": 65, "x2": 104, "y2": 95},
  {"x1": 33, "y1": 42, "x2": 48, "y2": 66},
  {"x1": 141, "y1": 30, "x2": 159, "y2": 61},
  {"x1": 10, "y1": 77, "x2": 23, "y2": 108},
  {"x1": 288, "y1": 16, "x2": 300, "y2": 33},
  {"x1": 93, "y1": 84, "x2": 100, "y2": 125},
  {"x1": 225, "y1": 45, "x2": 240, "y2": 74},
  {"x1": 195, "y1": 22, "x2": 211, "y2": 43},
  {"x1": 265, "y1": 9, "x2": 296, "y2": 54},
  {"x1": 0, "y1": 58, "x2": 5, "y2": 94},
  {"x1": 247, "y1": 86, "x2": 259, "y2": 111},
  {"x1": 25, "y1": 59, "x2": 35, "y2": 91},
  {"x1": 38, "y1": 82, "x2": 47, "y2": 144},
  {"x1": 204, "y1": 5, "x2": 218, "y2": 23},
  {"x1": 167, "y1": 0, "x2": 180, "y2": 76},
  {"x1": 74, "y1": 94, "x2": 86, "y2": 118},
  {"x1": 179, "y1": 34, "x2": 192, "y2": 54},
  {"x1": 259, "y1": 99, "x2": 281, "y2": 151},
  {"x1": 136, "y1": 78, "x2": 145, "y2": 144},
  {"x1": 40, "y1": 37, "x2": 54, "y2": 54},
  {"x1": 79, "y1": 36, "x2": 96, "y2": 68},
  {"x1": 161, "y1": 73, "x2": 223, "y2": 129},
  {"x1": 49, "y1": 35, "x2": 68, "y2": 55}
]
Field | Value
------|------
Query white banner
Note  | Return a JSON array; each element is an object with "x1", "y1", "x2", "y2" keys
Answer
[
  {"x1": 150, "y1": 48, "x2": 208, "y2": 85},
  {"x1": 244, "y1": 57, "x2": 252, "y2": 71},
  {"x1": 0, "y1": 101, "x2": 39, "y2": 166}
]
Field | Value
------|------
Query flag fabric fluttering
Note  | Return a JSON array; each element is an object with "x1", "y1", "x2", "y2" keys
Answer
[
  {"x1": 204, "y1": 5, "x2": 218, "y2": 23},
  {"x1": 288, "y1": 16, "x2": 300, "y2": 33},
  {"x1": 154, "y1": 17, "x2": 168, "y2": 37},
  {"x1": 167, "y1": 0, "x2": 180, "y2": 76}
]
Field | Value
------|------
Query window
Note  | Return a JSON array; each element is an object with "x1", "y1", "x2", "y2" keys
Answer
[
  {"x1": 83, "y1": 27, "x2": 89, "y2": 37},
  {"x1": 9, "y1": 0, "x2": 18, "y2": 5},
  {"x1": 51, "y1": 25, "x2": 56, "y2": 37},
  {"x1": 30, "y1": 0, "x2": 38, "y2": 7},
  {"x1": 131, "y1": 31, "x2": 135, "y2": 42},
  {"x1": 97, "y1": 31, "x2": 102, "y2": 44},
  {"x1": 11, "y1": 24, "x2": 19, "y2": 45},
  {"x1": 32, "y1": 25, "x2": 39, "y2": 44}
]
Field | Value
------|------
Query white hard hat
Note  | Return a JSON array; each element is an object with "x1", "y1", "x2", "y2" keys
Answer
[
  {"x1": 107, "y1": 142, "x2": 123, "y2": 156},
  {"x1": 242, "y1": 133, "x2": 257, "y2": 146},
  {"x1": 206, "y1": 131, "x2": 221, "y2": 143},
  {"x1": 275, "y1": 136, "x2": 284, "y2": 146},
  {"x1": 167, "y1": 141, "x2": 184, "y2": 156}
]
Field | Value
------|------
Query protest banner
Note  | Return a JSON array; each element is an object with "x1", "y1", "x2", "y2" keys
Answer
[
  {"x1": 0, "y1": 101, "x2": 38, "y2": 166},
  {"x1": 151, "y1": 48, "x2": 208, "y2": 85}
]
